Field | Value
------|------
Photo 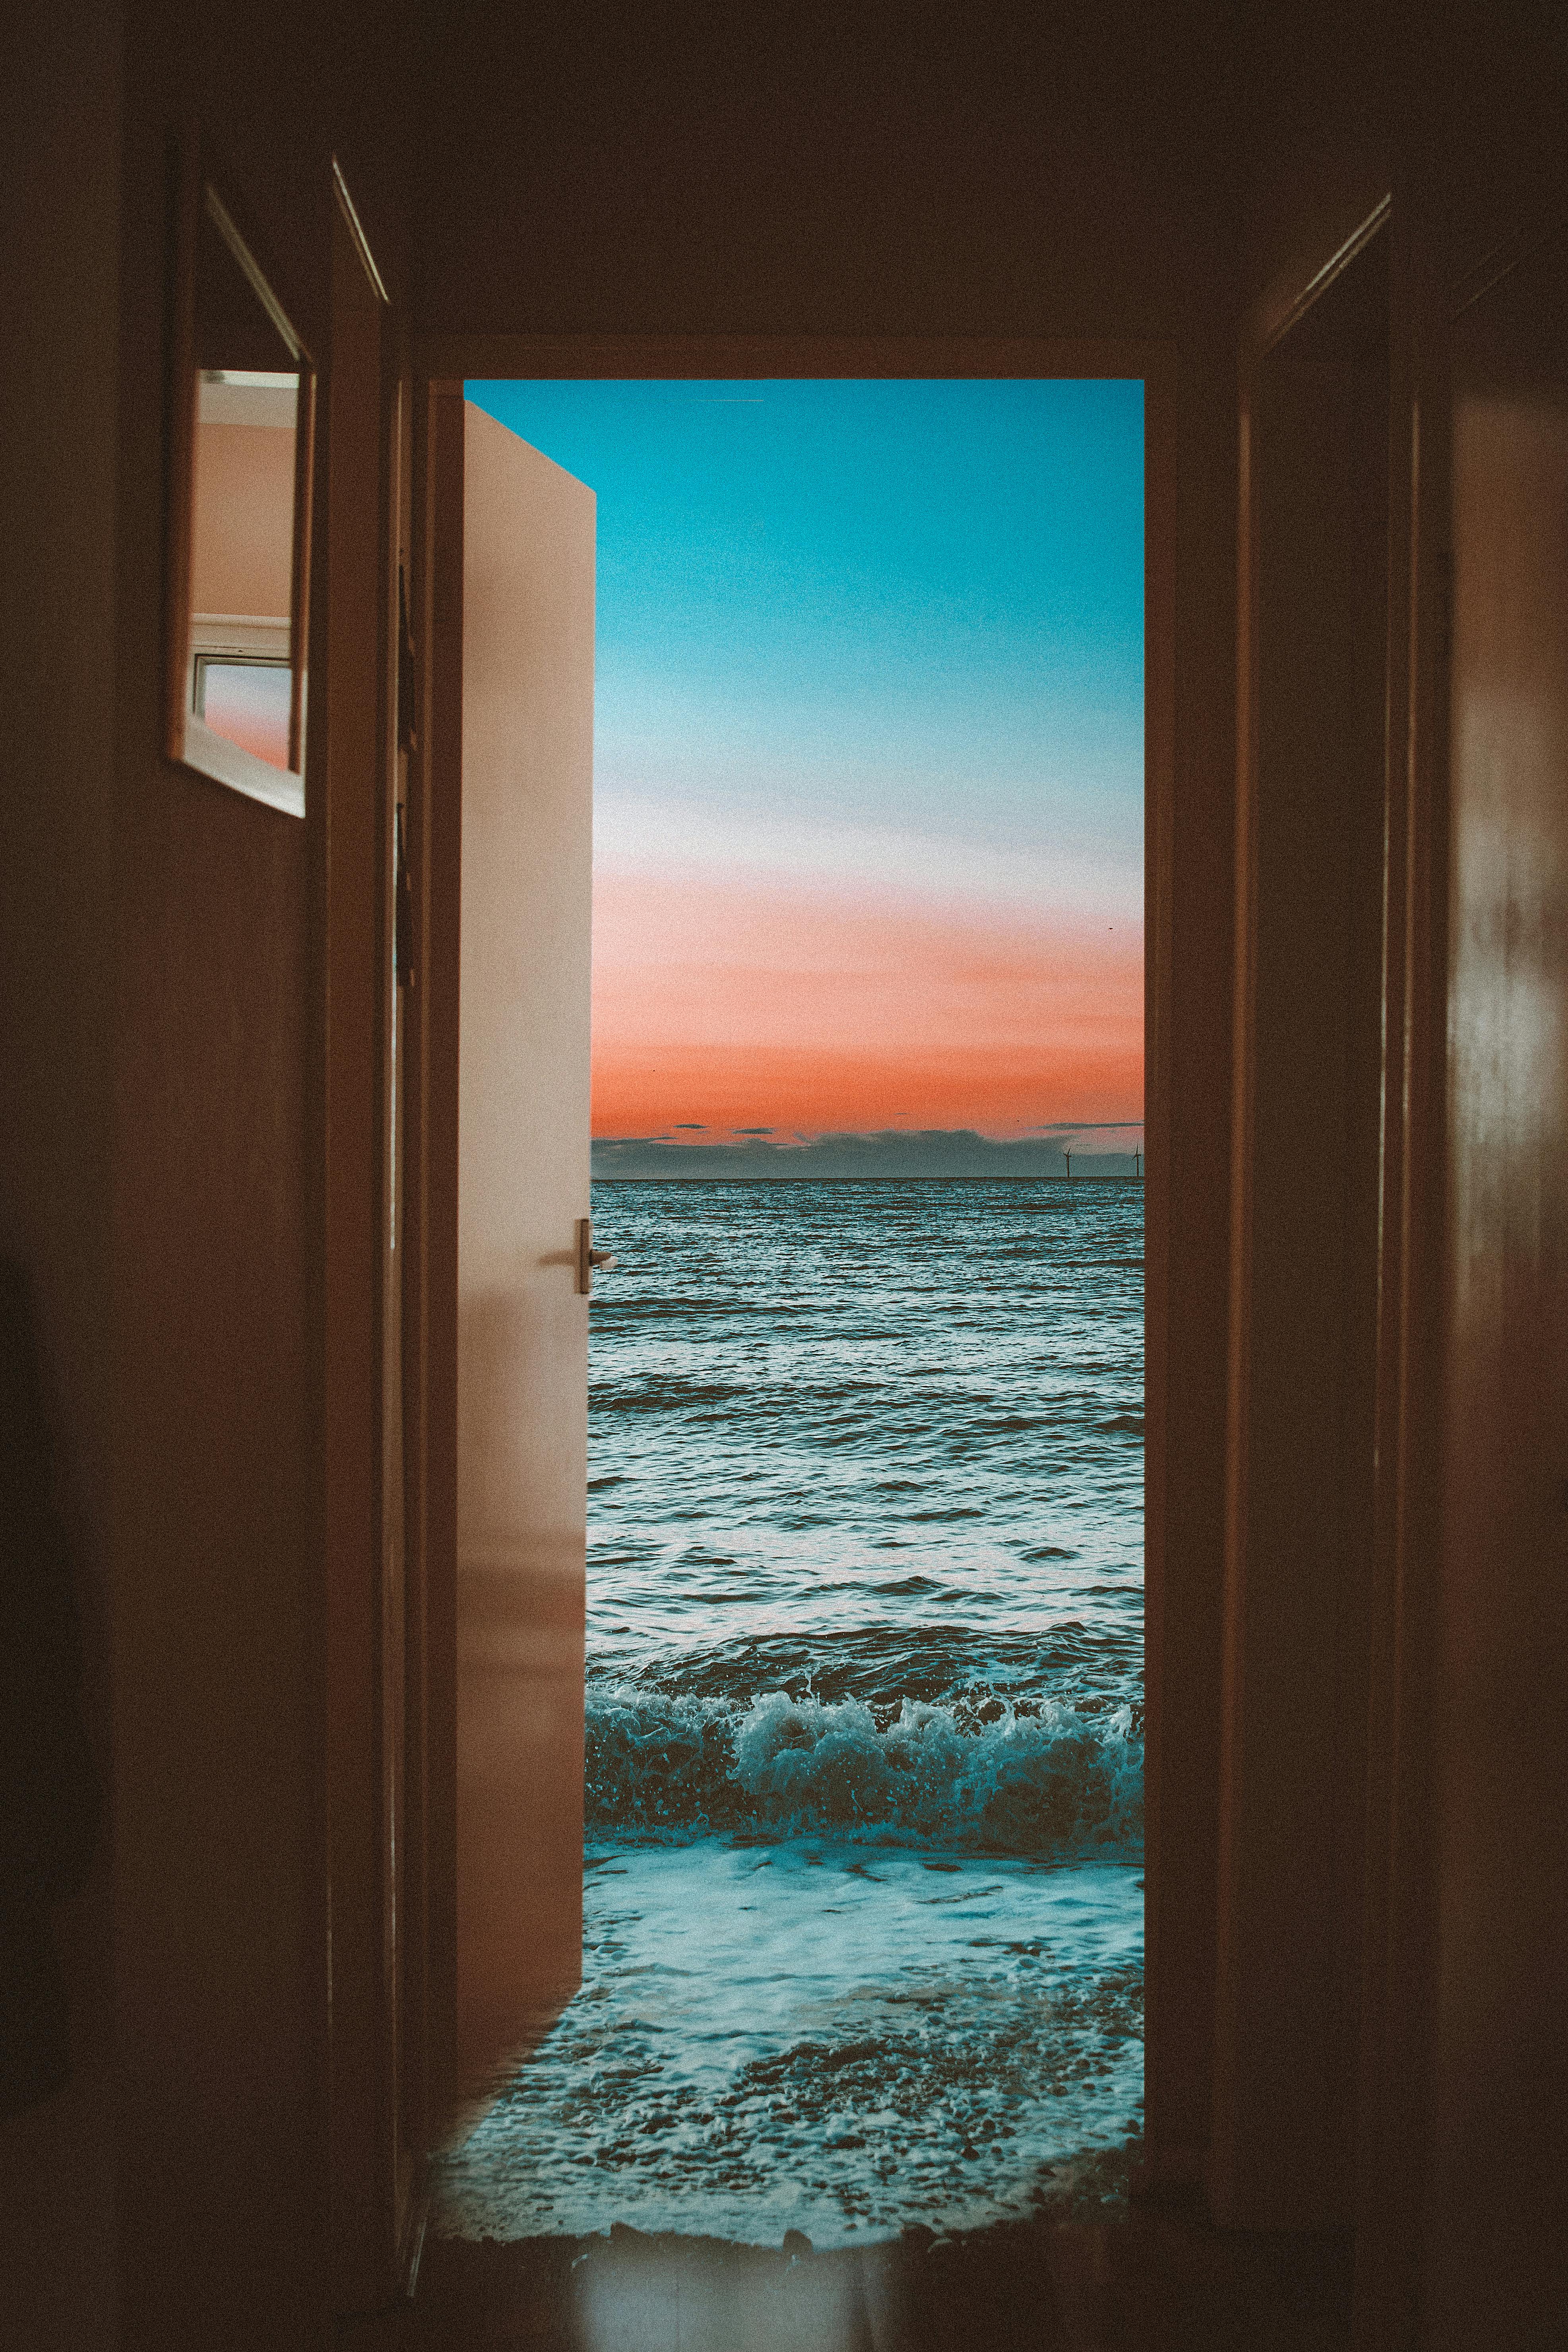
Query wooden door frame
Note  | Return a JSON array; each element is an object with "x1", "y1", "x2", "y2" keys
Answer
[
  {"x1": 1218, "y1": 190, "x2": 1396, "y2": 2228},
  {"x1": 399, "y1": 330, "x2": 1185, "y2": 2172},
  {"x1": 318, "y1": 171, "x2": 426, "y2": 2318},
  {"x1": 1221, "y1": 178, "x2": 1452, "y2": 2333}
]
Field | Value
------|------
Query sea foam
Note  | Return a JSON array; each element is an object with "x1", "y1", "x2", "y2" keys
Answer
[{"x1": 585, "y1": 1684, "x2": 1142, "y2": 1857}]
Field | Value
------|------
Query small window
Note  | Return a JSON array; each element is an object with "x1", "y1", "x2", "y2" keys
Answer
[{"x1": 166, "y1": 160, "x2": 314, "y2": 817}]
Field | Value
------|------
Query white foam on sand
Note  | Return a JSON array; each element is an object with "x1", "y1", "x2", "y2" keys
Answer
[{"x1": 434, "y1": 1839, "x2": 1143, "y2": 2247}]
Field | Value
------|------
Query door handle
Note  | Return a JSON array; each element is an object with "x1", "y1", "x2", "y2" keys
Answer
[{"x1": 576, "y1": 1217, "x2": 616, "y2": 1295}]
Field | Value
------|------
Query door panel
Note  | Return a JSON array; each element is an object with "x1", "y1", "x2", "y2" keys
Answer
[
  {"x1": 453, "y1": 402, "x2": 595, "y2": 2121},
  {"x1": 1432, "y1": 229, "x2": 1568, "y2": 2346}
]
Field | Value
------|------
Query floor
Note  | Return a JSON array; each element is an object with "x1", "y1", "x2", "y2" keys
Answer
[{"x1": 344, "y1": 2199, "x2": 1354, "y2": 2351}]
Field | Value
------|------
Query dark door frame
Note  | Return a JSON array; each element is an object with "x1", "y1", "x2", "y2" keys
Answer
[{"x1": 397, "y1": 328, "x2": 1185, "y2": 2193}]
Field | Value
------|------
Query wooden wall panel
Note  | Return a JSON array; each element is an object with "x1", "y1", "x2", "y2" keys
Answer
[
  {"x1": 1430, "y1": 223, "x2": 1568, "y2": 2351},
  {"x1": 96, "y1": 6, "x2": 413, "y2": 2345}
]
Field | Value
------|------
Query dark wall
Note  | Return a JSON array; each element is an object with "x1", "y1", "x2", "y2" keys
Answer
[
  {"x1": 0, "y1": 4, "x2": 124, "y2": 2345},
  {"x1": 0, "y1": 4, "x2": 408, "y2": 2346},
  {"x1": 415, "y1": 1, "x2": 1241, "y2": 340},
  {"x1": 107, "y1": 16, "x2": 410, "y2": 2339}
]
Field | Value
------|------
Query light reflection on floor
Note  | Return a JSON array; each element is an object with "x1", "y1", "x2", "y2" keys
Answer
[
  {"x1": 405, "y1": 2198, "x2": 1356, "y2": 2352},
  {"x1": 575, "y1": 2239, "x2": 894, "y2": 2352}
]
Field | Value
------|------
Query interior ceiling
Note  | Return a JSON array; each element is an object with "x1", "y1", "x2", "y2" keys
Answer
[
  {"x1": 403, "y1": 2, "x2": 1557, "y2": 344},
  {"x1": 407, "y1": 0, "x2": 1263, "y2": 341}
]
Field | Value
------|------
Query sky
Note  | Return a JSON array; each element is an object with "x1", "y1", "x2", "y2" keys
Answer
[{"x1": 465, "y1": 378, "x2": 1144, "y2": 1158}]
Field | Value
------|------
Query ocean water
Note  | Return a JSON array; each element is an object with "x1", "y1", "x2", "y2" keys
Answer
[{"x1": 438, "y1": 1179, "x2": 1144, "y2": 2246}]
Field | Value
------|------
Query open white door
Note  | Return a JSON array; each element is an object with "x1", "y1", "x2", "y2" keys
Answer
[{"x1": 446, "y1": 399, "x2": 595, "y2": 2121}]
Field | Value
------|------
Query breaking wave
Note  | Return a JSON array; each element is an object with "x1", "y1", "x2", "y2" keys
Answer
[{"x1": 585, "y1": 1684, "x2": 1143, "y2": 1858}]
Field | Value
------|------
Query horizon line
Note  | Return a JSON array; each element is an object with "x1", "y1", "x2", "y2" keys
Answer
[{"x1": 590, "y1": 1170, "x2": 1145, "y2": 1182}]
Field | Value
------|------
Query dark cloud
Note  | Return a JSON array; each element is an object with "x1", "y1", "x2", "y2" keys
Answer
[
  {"x1": 673, "y1": 1123, "x2": 707, "y2": 1130},
  {"x1": 734, "y1": 1126, "x2": 775, "y2": 1135},
  {"x1": 591, "y1": 1128, "x2": 1144, "y2": 1181}
]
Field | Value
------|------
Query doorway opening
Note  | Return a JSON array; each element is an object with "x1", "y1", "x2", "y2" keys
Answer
[{"x1": 434, "y1": 376, "x2": 1147, "y2": 2249}]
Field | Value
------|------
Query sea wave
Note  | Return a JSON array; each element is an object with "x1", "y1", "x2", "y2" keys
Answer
[{"x1": 585, "y1": 1684, "x2": 1143, "y2": 1858}]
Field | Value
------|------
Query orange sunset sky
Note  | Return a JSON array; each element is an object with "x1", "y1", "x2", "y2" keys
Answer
[{"x1": 590, "y1": 870, "x2": 1142, "y2": 1138}]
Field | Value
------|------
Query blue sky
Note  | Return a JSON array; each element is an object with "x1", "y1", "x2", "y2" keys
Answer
[{"x1": 468, "y1": 376, "x2": 1144, "y2": 864}]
